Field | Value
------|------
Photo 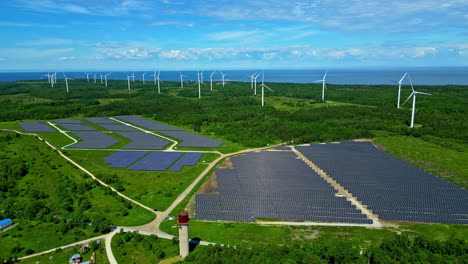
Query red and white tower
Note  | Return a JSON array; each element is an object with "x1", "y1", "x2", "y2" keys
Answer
[{"x1": 178, "y1": 211, "x2": 190, "y2": 258}]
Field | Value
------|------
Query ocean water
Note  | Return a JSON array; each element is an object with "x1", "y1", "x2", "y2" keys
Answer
[{"x1": 0, "y1": 68, "x2": 467, "y2": 85}]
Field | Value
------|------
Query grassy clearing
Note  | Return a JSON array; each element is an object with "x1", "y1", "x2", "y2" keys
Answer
[
  {"x1": 0, "y1": 121, "x2": 23, "y2": 131},
  {"x1": 68, "y1": 150, "x2": 220, "y2": 210},
  {"x1": 374, "y1": 136, "x2": 468, "y2": 188},
  {"x1": 18, "y1": 239, "x2": 109, "y2": 264}
]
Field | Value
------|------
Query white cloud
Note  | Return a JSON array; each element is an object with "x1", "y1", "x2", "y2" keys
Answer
[
  {"x1": 208, "y1": 30, "x2": 259, "y2": 41},
  {"x1": 404, "y1": 47, "x2": 437, "y2": 58},
  {"x1": 58, "y1": 56, "x2": 76, "y2": 60}
]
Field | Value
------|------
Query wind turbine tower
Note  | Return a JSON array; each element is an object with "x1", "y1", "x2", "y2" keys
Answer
[
  {"x1": 85, "y1": 72, "x2": 90, "y2": 83},
  {"x1": 142, "y1": 72, "x2": 147, "y2": 84},
  {"x1": 63, "y1": 73, "x2": 73, "y2": 93},
  {"x1": 313, "y1": 71, "x2": 328, "y2": 102},
  {"x1": 209, "y1": 71, "x2": 216, "y2": 91},
  {"x1": 259, "y1": 72, "x2": 274, "y2": 106},
  {"x1": 100, "y1": 73, "x2": 103, "y2": 84},
  {"x1": 93, "y1": 73, "x2": 97, "y2": 84},
  {"x1": 104, "y1": 73, "x2": 111, "y2": 87},
  {"x1": 195, "y1": 71, "x2": 204, "y2": 99},
  {"x1": 247, "y1": 72, "x2": 257, "y2": 90},
  {"x1": 179, "y1": 72, "x2": 186, "y2": 88},
  {"x1": 400, "y1": 74, "x2": 432, "y2": 128},
  {"x1": 392, "y1": 72, "x2": 408, "y2": 108},
  {"x1": 220, "y1": 72, "x2": 227, "y2": 87},
  {"x1": 125, "y1": 73, "x2": 132, "y2": 90}
]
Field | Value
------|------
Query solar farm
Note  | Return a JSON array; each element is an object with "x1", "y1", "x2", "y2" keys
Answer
[
  {"x1": 195, "y1": 142, "x2": 468, "y2": 225},
  {"x1": 104, "y1": 151, "x2": 203, "y2": 171}
]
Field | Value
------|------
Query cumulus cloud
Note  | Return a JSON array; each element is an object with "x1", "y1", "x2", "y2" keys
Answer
[{"x1": 58, "y1": 56, "x2": 76, "y2": 60}]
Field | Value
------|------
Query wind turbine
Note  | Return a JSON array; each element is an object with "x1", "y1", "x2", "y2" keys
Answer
[
  {"x1": 195, "y1": 71, "x2": 205, "y2": 99},
  {"x1": 247, "y1": 72, "x2": 257, "y2": 90},
  {"x1": 259, "y1": 72, "x2": 273, "y2": 106},
  {"x1": 132, "y1": 72, "x2": 135, "y2": 82},
  {"x1": 104, "y1": 73, "x2": 111, "y2": 87},
  {"x1": 392, "y1": 72, "x2": 408, "y2": 108},
  {"x1": 85, "y1": 72, "x2": 91, "y2": 83},
  {"x1": 209, "y1": 71, "x2": 216, "y2": 91},
  {"x1": 50, "y1": 73, "x2": 56, "y2": 88},
  {"x1": 313, "y1": 71, "x2": 328, "y2": 102},
  {"x1": 150, "y1": 70, "x2": 162, "y2": 93},
  {"x1": 93, "y1": 73, "x2": 97, "y2": 84},
  {"x1": 253, "y1": 72, "x2": 261, "y2": 95},
  {"x1": 142, "y1": 72, "x2": 147, "y2": 84},
  {"x1": 100, "y1": 73, "x2": 103, "y2": 84},
  {"x1": 220, "y1": 72, "x2": 227, "y2": 87},
  {"x1": 125, "y1": 73, "x2": 132, "y2": 90},
  {"x1": 179, "y1": 72, "x2": 186, "y2": 88},
  {"x1": 63, "y1": 73, "x2": 73, "y2": 93},
  {"x1": 43, "y1": 73, "x2": 51, "y2": 83},
  {"x1": 400, "y1": 74, "x2": 432, "y2": 128},
  {"x1": 54, "y1": 72, "x2": 57, "y2": 84}
]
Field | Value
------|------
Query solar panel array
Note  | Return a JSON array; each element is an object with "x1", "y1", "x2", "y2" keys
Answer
[
  {"x1": 158, "y1": 131, "x2": 222, "y2": 148},
  {"x1": 54, "y1": 119, "x2": 82, "y2": 123},
  {"x1": 85, "y1": 117, "x2": 120, "y2": 124},
  {"x1": 19, "y1": 121, "x2": 56, "y2": 132},
  {"x1": 60, "y1": 123, "x2": 97, "y2": 131},
  {"x1": 196, "y1": 151, "x2": 371, "y2": 223},
  {"x1": 104, "y1": 151, "x2": 149, "y2": 168},
  {"x1": 97, "y1": 124, "x2": 139, "y2": 131},
  {"x1": 68, "y1": 131, "x2": 119, "y2": 149},
  {"x1": 296, "y1": 142, "x2": 468, "y2": 224},
  {"x1": 114, "y1": 115, "x2": 181, "y2": 131},
  {"x1": 115, "y1": 132, "x2": 171, "y2": 150},
  {"x1": 169, "y1": 152, "x2": 203, "y2": 171},
  {"x1": 128, "y1": 152, "x2": 183, "y2": 171}
]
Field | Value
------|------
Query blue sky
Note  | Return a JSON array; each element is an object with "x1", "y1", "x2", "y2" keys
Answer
[{"x1": 0, "y1": 0, "x2": 467, "y2": 71}]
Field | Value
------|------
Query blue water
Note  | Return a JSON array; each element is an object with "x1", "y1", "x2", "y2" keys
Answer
[{"x1": 0, "y1": 68, "x2": 467, "y2": 85}]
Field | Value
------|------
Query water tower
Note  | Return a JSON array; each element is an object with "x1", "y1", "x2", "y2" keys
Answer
[{"x1": 178, "y1": 211, "x2": 190, "y2": 258}]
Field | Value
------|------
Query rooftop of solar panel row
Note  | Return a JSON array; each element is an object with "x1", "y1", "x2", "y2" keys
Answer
[
  {"x1": 195, "y1": 151, "x2": 369, "y2": 223},
  {"x1": 97, "y1": 124, "x2": 140, "y2": 131},
  {"x1": 168, "y1": 152, "x2": 203, "y2": 171},
  {"x1": 54, "y1": 119, "x2": 82, "y2": 124},
  {"x1": 67, "y1": 131, "x2": 119, "y2": 149},
  {"x1": 19, "y1": 121, "x2": 56, "y2": 132},
  {"x1": 59, "y1": 123, "x2": 98, "y2": 131},
  {"x1": 85, "y1": 117, "x2": 121, "y2": 124},
  {"x1": 114, "y1": 132, "x2": 171, "y2": 150},
  {"x1": 295, "y1": 142, "x2": 468, "y2": 224},
  {"x1": 104, "y1": 151, "x2": 149, "y2": 168},
  {"x1": 157, "y1": 131, "x2": 222, "y2": 148},
  {"x1": 114, "y1": 115, "x2": 181, "y2": 131},
  {"x1": 128, "y1": 151, "x2": 183, "y2": 171}
]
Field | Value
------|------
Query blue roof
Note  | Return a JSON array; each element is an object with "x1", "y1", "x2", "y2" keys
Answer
[{"x1": 0, "y1": 219, "x2": 12, "y2": 225}]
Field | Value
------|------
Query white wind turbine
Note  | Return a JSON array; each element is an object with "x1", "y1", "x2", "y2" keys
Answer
[
  {"x1": 125, "y1": 73, "x2": 133, "y2": 90},
  {"x1": 104, "y1": 73, "x2": 111, "y2": 87},
  {"x1": 63, "y1": 73, "x2": 73, "y2": 93},
  {"x1": 54, "y1": 72, "x2": 57, "y2": 84},
  {"x1": 100, "y1": 73, "x2": 103, "y2": 84},
  {"x1": 253, "y1": 72, "x2": 261, "y2": 95},
  {"x1": 50, "y1": 73, "x2": 56, "y2": 88},
  {"x1": 142, "y1": 72, "x2": 147, "y2": 84},
  {"x1": 149, "y1": 70, "x2": 162, "y2": 93},
  {"x1": 195, "y1": 71, "x2": 205, "y2": 99},
  {"x1": 43, "y1": 72, "x2": 51, "y2": 83},
  {"x1": 93, "y1": 73, "x2": 97, "y2": 84},
  {"x1": 392, "y1": 72, "x2": 408, "y2": 108},
  {"x1": 179, "y1": 72, "x2": 186, "y2": 88},
  {"x1": 313, "y1": 71, "x2": 328, "y2": 102},
  {"x1": 220, "y1": 72, "x2": 227, "y2": 87},
  {"x1": 209, "y1": 71, "x2": 216, "y2": 91},
  {"x1": 259, "y1": 72, "x2": 273, "y2": 106},
  {"x1": 400, "y1": 74, "x2": 432, "y2": 128},
  {"x1": 85, "y1": 72, "x2": 91, "y2": 83},
  {"x1": 247, "y1": 72, "x2": 257, "y2": 90}
]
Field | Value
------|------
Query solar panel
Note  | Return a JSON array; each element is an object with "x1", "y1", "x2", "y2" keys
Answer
[
  {"x1": 157, "y1": 131, "x2": 221, "y2": 148},
  {"x1": 97, "y1": 124, "x2": 139, "y2": 131},
  {"x1": 295, "y1": 141, "x2": 468, "y2": 224},
  {"x1": 114, "y1": 115, "x2": 181, "y2": 131},
  {"x1": 115, "y1": 132, "x2": 171, "y2": 150},
  {"x1": 104, "y1": 151, "x2": 149, "y2": 168},
  {"x1": 85, "y1": 117, "x2": 121, "y2": 124},
  {"x1": 168, "y1": 152, "x2": 203, "y2": 171},
  {"x1": 54, "y1": 119, "x2": 82, "y2": 123},
  {"x1": 68, "y1": 131, "x2": 119, "y2": 149},
  {"x1": 19, "y1": 121, "x2": 56, "y2": 132},
  {"x1": 59, "y1": 123, "x2": 97, "y2": 131},
  {"x1": 128, "y1": 152, "x2": 183, "y2": 171}
]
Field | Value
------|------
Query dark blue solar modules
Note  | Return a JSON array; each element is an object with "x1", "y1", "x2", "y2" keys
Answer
[
  {"x1": 115, "y1": 132, "x2": 171, "y2": 150},
  {"x1": 296, "y1": 141, "x2": 468, "y2": 224},
  {"x1": 114, "y1": 115, "x2": 181, "y2": 131},
  {"x1": 85, "y1": 117, "x2": 120, "y2": 124},
  {"x1": 169, "y1": 152, "x2": 203, "y2": 171},
  {"x1": 60, "y1": 123, "x2": 97, "y2": 131},
  {"x1": 196, "y1": 151, "x2": 370, "y2": 223},
  {"x1": 54, "y1": 119, "x2": 82, "y2": 123},
  {"x1": 68, "y1": 131, "x2": 119, "y2": 149},
  {"x1": 158, "y1": 131, "x2": 221, "y2": 148},
  {"x1": 97, "y1": 124, "x2": 139, "y2": 131},
  {"x1": 104, "y1": 151, "x2": 149, "y2": 168},
  {"x1": 128, "y1": 152, "x2": 183, "y2": 171},
  {"x1": 19, "y1": 121, "x2": 55, "y2": 132}
]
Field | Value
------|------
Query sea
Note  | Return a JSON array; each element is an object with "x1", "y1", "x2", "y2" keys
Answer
[{"x1": 0, "y1": 67, "x2": 467, "y2": 85}]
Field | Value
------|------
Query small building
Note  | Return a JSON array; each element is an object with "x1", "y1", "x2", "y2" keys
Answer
[
  {"x1": 69, "y1": 254, "x2": 82, "y2": 263},
  {"x1": 0, "y1": 218, "x2": 13, "y2": 230}
]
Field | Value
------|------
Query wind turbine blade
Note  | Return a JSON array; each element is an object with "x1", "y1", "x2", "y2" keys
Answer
[
  {"x1": 324, "y1": 71, "x2": 328, "y2": 79},
  {"x1": 265, "y1": 85, "x2": 274, "y2": 92},
  {"x1": 414, "y1": 91, "x2": 432, "y2": 96},
  {"x1": 313, "y1": 80, "x2": 323, "y2": 82},
  {"x1": 390, "y1": 80, "x2": 399, "y2": 84},
  {"x1": 399, "y1": 72, "x2": 408, "y2": 83},
  {"x1": 408, "y1": 74, "x2": 415, "y2": 92},
  {"x1": 400, "y1": 93, "x2": 414, "y2": 107}
]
